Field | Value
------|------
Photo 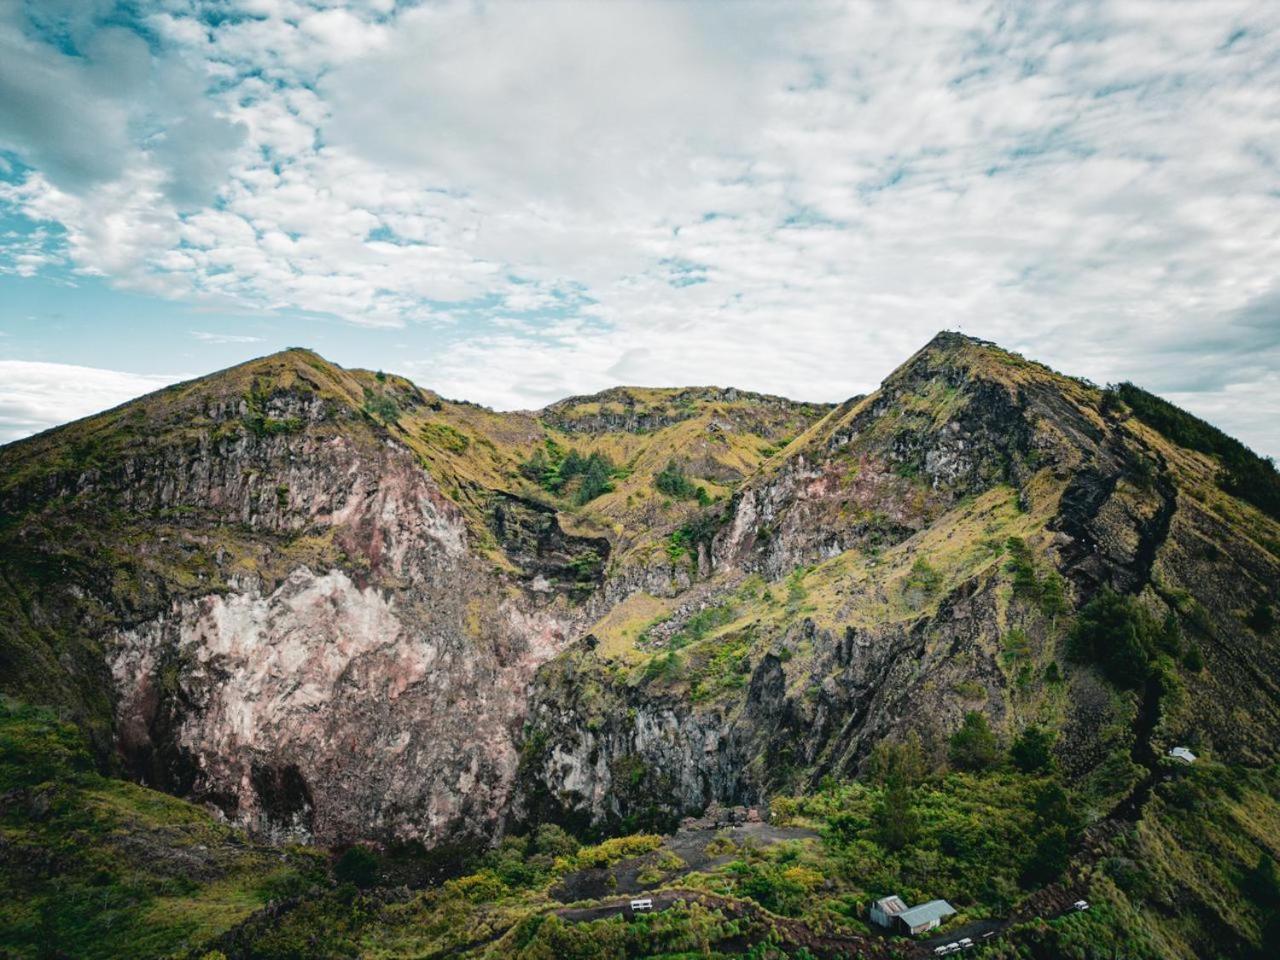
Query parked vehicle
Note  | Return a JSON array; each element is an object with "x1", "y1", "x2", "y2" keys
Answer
[
  {"x1": 630, "y1": 898, "x2": 654, "y2": 912},
  {"x1": 1073, "y1": 899, "x2": 1090, "y2": 911}
]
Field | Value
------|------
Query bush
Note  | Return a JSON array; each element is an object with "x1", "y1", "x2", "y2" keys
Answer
[
  {"x1": 655, "y1": 461, "x2": 700, "y2": 500},
  {"x1": 534, "y1": 823, "x2": 580, "y2": 860},
  {"x1": 1005, "y1": 538, "x2": 1040, "y2": 600},
  {"x1": 1243, "y1": 854, "x2": 1280, "y2": 910},
  {"x1": 361, "y1": 386, "x2": 400, "y2": 423},
  {"x1": 1246, "y1": 601, "x2": 1275, "y2": 635},
  {"x1": 1020, "y1": 824, "x2": 1071, "y2": 887},
  {"x1": 1011, "y1": 726, "x2": 1055, "y2": 773},
  {"x1": 334, "y1": 845, "x2": 379, "y2": 888},
  {"x1": 1068, "y1": 589, "x2": 1158, "y2": 689},
  {"x1": 949, "y1": 711, "x2": 1000, "y2": 771}
]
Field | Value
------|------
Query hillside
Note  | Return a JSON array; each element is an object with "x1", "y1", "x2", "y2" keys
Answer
[{"x1": 1, "y1": 333, "x2": 1278, "y2": 958}]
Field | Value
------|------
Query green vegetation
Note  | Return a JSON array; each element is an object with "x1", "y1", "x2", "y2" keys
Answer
[
  {"x1": 361, "y1": 385, "x2": 401, "y2": 423},
  {"x1": 243, "y1": 380, "x2": 304, "y2": 437},
  {"x1": 665, "y1": 507, "x2": 729, "y2": 566},
  {"x1": 666, "y1": 603, "x2": 736, "y2": 650},
  {"x1": 1246, "y1": 600, "x2": 1276, "y2": 635},
  {"x1": 1068, "y1": 589, "x2": 1165, "y2": 689},
  {"x1": 654, "y1": 460, "x2": 710, "y2": 504},
  {"x1": 334, "y1": 845, "x2": 379, "y2": 889},
  {"x1": 520, "y1": 440, "x2": 619, "y2": 505},
  {"x1": 949, "y1": 711, "x2": 1000, "y2": 771},
  {"x1": 1004, "y1": 536, "x2": 1069, "y2": 618},
  {"x1": 1009, "y1": 726, "x2": 1055, "y2": 774},
  {"x1": 773, "y1": 767, "x2": 1081, "y2": 916},
  {"x1": 1112, "y1": 381, "x2": 1280, "y2": 520},
  {"x1": 0, "y1": 698, "x2": 322, "y2": 960},
  {"x1": 421, "y1": 420, "x2": 471, "y2": 453}
]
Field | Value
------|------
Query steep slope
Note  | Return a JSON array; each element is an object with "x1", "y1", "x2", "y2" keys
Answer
[
  {"x1": 516, "y1": 333, "x2": 1280, "y2": 829},
  {"x1": 0, "y1": 697, "x2": 326, "y2": 959},
  {"x1": 0, "y1": 349, "x2": 827, "y2": 846}
]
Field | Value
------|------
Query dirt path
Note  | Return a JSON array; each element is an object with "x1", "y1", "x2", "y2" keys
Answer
[
  {"x1": 556, "y1": 888, "x2": 905, "y2": 960},
  {"x1": 551, "y1": 822, "x2": 818, "y2": 902}
]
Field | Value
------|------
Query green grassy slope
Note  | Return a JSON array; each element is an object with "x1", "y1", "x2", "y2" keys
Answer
[{"x1": 0, "y1": 697, "x2": 325, "y2": 959}]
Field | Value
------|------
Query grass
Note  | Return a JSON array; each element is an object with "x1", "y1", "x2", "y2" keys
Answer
[{"x1": 0, "y1": 697, "x2": 325, "y2": 960}]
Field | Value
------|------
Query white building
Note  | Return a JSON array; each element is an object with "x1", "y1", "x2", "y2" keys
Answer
[
  {"x1": 1167, "y1": 746, "x2": 1197, "y2": 764},
  {"x1": 870, "y1": 895, "x2": 908, "y2": 928}
]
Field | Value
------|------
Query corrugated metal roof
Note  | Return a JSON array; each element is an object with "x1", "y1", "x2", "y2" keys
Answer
[
  {"x1": 874, "y1": 895, "x2": 908, "y2": 914},
  {"x1": 898, "y1": 899, "x2": 956, "y2": 926}
]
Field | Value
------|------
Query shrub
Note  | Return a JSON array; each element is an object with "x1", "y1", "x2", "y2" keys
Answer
[
  {"x1": 655, "y1": 460, "x2": 699, "y2": 500},
  {"x1": 1244, "y1": 854, "x2": 1280, "y2": 910},
  {"x1": 534, "y1": 823, "x2": 580, "y2": 860},
  {"x1": 1068, "y1": 589, "x2": 1158, "y2": 689},
  {"x1": 1039, "y1": 571, "x2": 1069, "y2": 619},
  {"x1": 1005, "y1": 537, "x2": 1040, "y2": 600},
  {"x1": 519, "y1": 441, "x2": 618, "y2": 504},
  {"x1": 361, "y1": 386, "x2": 400, "y2": 423},
  {"x1": 334, "y1": 845, "x2": 379, "y2": 888},
  {"x1": 949, "y1": 711, "x2": 999, "y2": 771},
  {"x1": 1246, "y1": 601, "x2": 1275, "y2": 635},
  {"x1": 420, "y1": 421, "x2": 470, "y2": 453},
  {"x1": 1020, "y1": 824, "x2": 1071, "y2": 887},
  {"x1": 1011, "y1": 726, "x2": 1055, "y2": 773}
]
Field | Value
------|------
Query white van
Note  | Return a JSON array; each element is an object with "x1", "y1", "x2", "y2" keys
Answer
[{"x1": 630, "y1": 898, "x2": 654, "y2": 912}]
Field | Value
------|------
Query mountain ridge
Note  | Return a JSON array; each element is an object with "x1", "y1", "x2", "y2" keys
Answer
[{"x1": 2, "y1": 331, "x2": 1278, "y2": 958}]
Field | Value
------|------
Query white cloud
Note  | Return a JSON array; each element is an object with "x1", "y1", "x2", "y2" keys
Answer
[
  {"x1": 0, "y1": 360, "x2": 182, "y2": 443},
  {"x1": 0, "y1": 0, "x2": 1278, "y2": 454},
  {"x1": 191, "y1": 330, "x2": 263, "y2": 343}
]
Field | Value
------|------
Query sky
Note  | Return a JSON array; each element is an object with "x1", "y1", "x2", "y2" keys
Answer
[{"x1": 0, "y1": 0, "x2": 1278, "y2": 456}]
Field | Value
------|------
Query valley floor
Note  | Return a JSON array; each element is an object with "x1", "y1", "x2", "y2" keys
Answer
[{"x1": 4, "y1": 697, "x2": 1278, "y2": 960}]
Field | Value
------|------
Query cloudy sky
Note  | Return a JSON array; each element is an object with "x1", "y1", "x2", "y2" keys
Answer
[{"x1": 1, "y1": 0, "x2": 1278, "y2": 455}]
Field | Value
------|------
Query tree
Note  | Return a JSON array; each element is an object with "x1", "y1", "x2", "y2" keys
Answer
[
  {"x1": 533, "y1": 823, "x2": 580, "y2": 860},
  {"x1": 874, "y1": 777, "x2": 919, "y2": 851},
  {"x1": 1011, "y1": 726, "x2": 1055, "y2": 773},
  {"x1": 949, "y1": 711, "x2": 999, "y2": 771},
  {"x1": 334, "y1": 845, "x2": 379, "y2": 888},
  {"x1": 1068, "y1": 589, "x2": 1156, "y2": 689},
  {"x1": 1247, "y1": 601, "x2": 1276, "y2": 635},
  {"x1": 575, "y1": 453, "x2": 616, "y2": 504},
  {"x1": 870, "y1": 732, "x2": 925, "y2": 851},
  {"x1": 1039, "y1": 571, "x2": 1069, "y2": 621},
  {"x1": 655, "y1": 460, "x2": 698, "y2": 499},
  {"x1": 1005, "y1": 537, "x2": 1041, "y2": 601},
  {"x1": 1244, "y1": 854, "x2": 1280, "y2": 910},
  {"x1": 1032, "y1": 782, "x2": 1074, "y2": 830},
  {"x1": 868, "y1": 731, "x2": 927, "y2": 788},
  {"x1": 1021, "y1": 824, "x2": 1071, "y2": 887}
]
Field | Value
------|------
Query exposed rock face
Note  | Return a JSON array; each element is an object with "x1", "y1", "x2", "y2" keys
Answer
[
  {"x1": 109, "y1": 564, "x2": 580, "y2": 843},
  {"x1": 100, "y1": 431, "x2": 583, "y2": 845},
  {"x1": 515, "y1": 333, "x2": 1280, "y2": 830},
  {"x1": 516, "y1": 577, "x2": 1019, "y2": 830}
]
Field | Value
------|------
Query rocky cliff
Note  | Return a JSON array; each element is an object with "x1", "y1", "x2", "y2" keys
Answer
[
  {"x1": 515, "y1": 334, "x2": 1280, "y2": 830},
  {"x1": 2, "y1": 334, "x2": 1277, "y2": 853}
]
